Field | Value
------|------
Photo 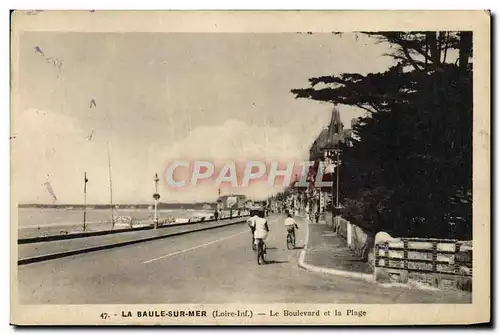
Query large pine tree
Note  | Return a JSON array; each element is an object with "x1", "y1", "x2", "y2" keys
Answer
[{"x1": 291, "y1": 32, "x2": 472, "y2": 239}]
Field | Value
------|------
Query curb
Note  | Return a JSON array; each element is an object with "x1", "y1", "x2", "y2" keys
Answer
[
  {"x1": 297, "y1": 218, "x2": 374, "y2": 283},
  {"x1": 18, "y1": 215, "x2": 250, "y2": 244},
  {"x1": 18, "y1": 219, "x2": 247, "y2": 266}
]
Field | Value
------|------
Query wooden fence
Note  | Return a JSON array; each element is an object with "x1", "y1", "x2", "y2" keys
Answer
[{"x1": 374, "y1": 238, "x2": 472, "y2": 277}]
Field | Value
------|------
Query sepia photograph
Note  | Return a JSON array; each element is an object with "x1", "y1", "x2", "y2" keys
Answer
[{"x1": 10, "y1": 10, "x2": 490, "y2": 325}]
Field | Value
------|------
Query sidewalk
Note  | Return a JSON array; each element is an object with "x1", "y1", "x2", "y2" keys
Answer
[{"x1": 299, "y1": 218, "x2": 373, "y2": 280}]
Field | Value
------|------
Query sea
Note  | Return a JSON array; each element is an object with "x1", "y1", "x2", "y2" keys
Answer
[{"x1": 17, "y1": 207, "x2": 219, "y2": 229}]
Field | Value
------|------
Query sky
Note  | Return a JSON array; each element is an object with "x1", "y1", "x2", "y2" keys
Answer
[{"x1": 12, "y1": 32, "x2": 394, "y2": 204}]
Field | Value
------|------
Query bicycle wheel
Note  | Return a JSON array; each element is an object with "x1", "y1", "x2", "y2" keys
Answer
[{"x1": 286, "y1": 234, "x2": 293, "y2": 250}]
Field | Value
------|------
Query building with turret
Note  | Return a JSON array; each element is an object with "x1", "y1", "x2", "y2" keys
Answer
[
  {"x1": 300, "y1": 108, "x2": 356, "y2": 216},
  {"x1": 309, "y1": 108, "x2": 353, "y2": 161}
]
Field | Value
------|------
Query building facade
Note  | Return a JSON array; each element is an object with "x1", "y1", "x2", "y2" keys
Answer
[{"x1": 304, "y1": 108, "x2": 354, "y2": 216}]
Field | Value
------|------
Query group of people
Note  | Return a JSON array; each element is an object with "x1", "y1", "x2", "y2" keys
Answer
[{"x1": 246, "y1": 209, "x2": 299, "y2": 250}]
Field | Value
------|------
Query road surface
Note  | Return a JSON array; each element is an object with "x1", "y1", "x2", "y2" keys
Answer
[
  {"x1": 18, "y1": 217, "x2": 247, "y2": 261},
  {"x1": 17, "y1": 215, "x2": 471, "y2": 304}
]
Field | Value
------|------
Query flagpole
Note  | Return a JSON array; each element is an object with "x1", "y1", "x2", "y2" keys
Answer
[
  {"x1": 83, "y1": 172, "x2": 88, "y2": 231},
  {"x1": 107, "y1": 141, "x2": 114, "y2": 229}
]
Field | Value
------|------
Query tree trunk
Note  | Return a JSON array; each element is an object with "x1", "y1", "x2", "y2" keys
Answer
[
  {"x1": 459, "y1": 31, "x2": 472, "y2": 73},
  {"x1": 426, "y1": 32, "x2": 439, "y2": 65}
]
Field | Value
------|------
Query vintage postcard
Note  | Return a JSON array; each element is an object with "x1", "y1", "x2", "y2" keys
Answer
[{"x1": 10, "y1": 10, "x2": 490, "y2": 325}]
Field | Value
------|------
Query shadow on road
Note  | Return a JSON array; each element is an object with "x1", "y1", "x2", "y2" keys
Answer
[
  {"x1": 292, "y1": 246, "x2": 304, "y2": 250},
  {"x1": 264, "y1": 260, "x2": 289, "y2": 265}
]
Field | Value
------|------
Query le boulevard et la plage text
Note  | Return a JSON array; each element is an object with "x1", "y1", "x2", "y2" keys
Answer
[{"x1": 111, "y1": 308, "x2": 368, "y2": 320}]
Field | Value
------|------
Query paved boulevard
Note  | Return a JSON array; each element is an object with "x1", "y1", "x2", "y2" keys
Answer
[{"x1": 17, "y1": 215, "x2": 471, "y2": 304}]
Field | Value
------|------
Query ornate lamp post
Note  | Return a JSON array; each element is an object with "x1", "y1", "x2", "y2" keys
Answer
[
  {"x1": 218, "y1": 188, "x2": 222, "y2": 218},
  {"x1": 324, "y1": 148, "x2": 342, "y2": 227},
  {"x1": 153, "y1": 173, "x2": 160, "y2": 229}
]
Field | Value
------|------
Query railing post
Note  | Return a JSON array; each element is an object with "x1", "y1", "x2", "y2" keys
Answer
[
  {"x1": 403, "y1": 239, "x2": 408, "y2": 270},
  {"x1": 454, "y1": 241, "x2": 461, "y2": 274},
  {"x1": 384, "y1": 241, "x2": 389, "y2": 268},
  {"x1": 374, "y1": 244, "x2": 379, "y2": 267},
  {"x1": 432, "y1": 241, "x2": 438, "y2": 273}
]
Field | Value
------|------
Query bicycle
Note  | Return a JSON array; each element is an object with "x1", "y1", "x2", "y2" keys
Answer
[
  {"x1": 286, "y1": 231, "x2": 295, "y2": 250},
  {"x1": 256, "y1": 238, "x2": 266, "y2": 265},
  {"x1": 286, "y1": 229, "x2": 295, "y2": 250}
]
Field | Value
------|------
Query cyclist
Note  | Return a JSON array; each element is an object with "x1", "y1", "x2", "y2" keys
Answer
[
  {"x1": 284, "y1": 212, "x2": 299, "y2": 246},
  {"x1": 253, "y1": 210, "x2": 270, "y2": 253},
  {"x1": 247, "y1": 210, "x2": 259, "y2": 250}
]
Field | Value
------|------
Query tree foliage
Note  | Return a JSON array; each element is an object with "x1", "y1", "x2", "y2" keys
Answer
[{"x1": 292, "y1": 32, "x2": 472, "y2": 239}]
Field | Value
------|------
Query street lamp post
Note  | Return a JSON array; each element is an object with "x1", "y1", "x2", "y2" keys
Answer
[
  {"x1": 153, "y1": 173, "x2": 160, "y2": 229},
  {"x1": 217, "y1": 188, "x2": 221, "y2": 220},
  {"x1": 324, "y1": 149, "x2": 342, "y2": 228},
  {"x1": 333, "y1": 150, "x2": 342, "y2": 228},
  {"x1": 335, "y1": 150, "x2": 341, "y2": 209}
]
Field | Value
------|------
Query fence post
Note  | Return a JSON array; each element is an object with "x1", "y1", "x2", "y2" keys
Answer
[
  {"x1": 384, "y1": 241, "x2": 389, "y2": 268},
  {"x1": 432, "y1": 241, "x2": 438, "y2": 273},
  {"x1": 403, "y1": 239, "x2": 408, "y2": 270},
  {"x1": 454, "y1": 241, "x2": 461, "y2": 274}
]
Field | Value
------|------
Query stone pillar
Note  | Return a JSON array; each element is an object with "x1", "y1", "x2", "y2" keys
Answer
[{"x1": 347, "y1": 221, "x2": 352, "y2": 247}]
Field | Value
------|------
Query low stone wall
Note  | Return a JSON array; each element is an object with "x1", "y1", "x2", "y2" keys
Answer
[
  {"x1": 325, "y1": 213, "x2": 375, "y2": 267},
  {"x1": 350, "y1": 223, "x2": 376, "y2": 266},
  {"x1": 323, "y1": 213, "x2": 471, "y2": 292}
]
